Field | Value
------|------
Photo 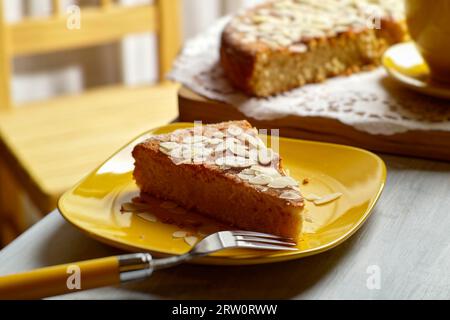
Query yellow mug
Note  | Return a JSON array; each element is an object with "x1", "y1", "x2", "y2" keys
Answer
[{"x1": 406, "y1": 0, "x2": 450, "y2": 83}]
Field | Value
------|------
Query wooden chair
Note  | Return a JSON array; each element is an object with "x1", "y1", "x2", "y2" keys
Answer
[{"x1": 0, "y1": 0, "x2": 181, "y2": 245}]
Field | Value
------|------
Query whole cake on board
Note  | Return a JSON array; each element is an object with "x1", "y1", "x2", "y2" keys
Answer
[{"x1": 220, "y1": 0, "x2": 406, "y2": 97}]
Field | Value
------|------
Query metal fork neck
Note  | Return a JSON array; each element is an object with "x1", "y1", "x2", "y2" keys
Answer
[
  {"x1": 117, "y1": 251, "x2": 204, "y2": 283},
  {"x1": 151, "y1": 253, "x2": 196, "y2": 270},
  {"x1": 118, "y1": 253, "x2": 153, "y2": 282}
]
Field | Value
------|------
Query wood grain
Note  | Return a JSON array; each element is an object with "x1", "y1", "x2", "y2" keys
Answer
[{"x1": 178, "y1": 86, "x2": 450, "y2": 162}]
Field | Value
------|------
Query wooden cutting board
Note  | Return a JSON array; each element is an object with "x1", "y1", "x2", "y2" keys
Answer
[{"x1": 178, "y1": 86, "x2": 450, "y2": 162}]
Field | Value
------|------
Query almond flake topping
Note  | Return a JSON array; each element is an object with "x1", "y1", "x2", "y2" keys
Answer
[
  {"x1": 159, "y1": 141, "x2": 180, "y2": 151},
  {"x1": 172, "y1": 231, "x2": 188, "y2": 238},
  {"x1": 183, "y1": 135, "x2": 206, "y2": 144},
  {"x1": 228, "y1": 0, "x2": 404, "y2": 49},
  {"x1": 279, "y1": 191, "x2": 302, "y2": 200},
  {"x1": 214, "y1": 143, "x2": 227, "y2": 154},
  {"x1": 160, "y1": 147, "x2": 182, "y2": 158},
  {"x1": 174, "y1": 158, "x2": 192, "y2": 165},
  {"x1": 229, "y1": 144, "x2": 249, "y2": 157},
  {"x1": 241, "y1": 133, "x2": 262, "y2": 148},
  {"x1": 237, "y1": 172, "x2": 254, "y2": 181},
  {"x1": 240, "y1": 168, "x2": 256, "y2": 175},
  {"x1": 249, "y1": 174, "x2": 273, "y2": 185},
  {"x1": 215, "y1": 156, "x2": 254, "y2": 168},
  {"x1": 225, "y1": 137, "x2": 242, "y2": 147},
  {"x1": 192, "y1": 157, "x2": 208, "y2": 164},
  {"x1": 137, "y1": 213, "x2": 158, "y2": 223},
  {"x1": 154, "y1": 124, "x2": 305, "y2": 200},
  {"x1": 251, "y1": 165, "x2": 281, "y2": 177},
  {"x1": 184, "y1": 236, "x2": 198, "y2": 246},
  {"x1": 268, "y1": 176, "x2": 298, "y2": 189},
  {"x1": 121, "y1": 202, "x2": 149, "y2": 213},
  {"x1": 248, "y1": 149, "x2": 258, "y2": 161},
  {"x1": 289, "y1": 44, "x2": 308, "y2": 53},
  {"x1": 258, "y1": 148, "x2": 274, "y2": 165},
  {"x1": 227, "y1": 126, "x2": 244, "y2": 136},
  {"x1": 212, "y1": 131, "x2": 225, "y2": 139},
  {"x1": 208, "y1": 138, "x2": 223, "y2": 145},
  {"x1": 313, "y1": 192, "x2": 343, "y2": 205},
  {"x1": 303, "y1": 193, "x2": 321, "y2": 201}
]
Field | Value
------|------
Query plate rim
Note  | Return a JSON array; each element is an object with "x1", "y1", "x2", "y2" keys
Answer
[
  {"x1": 382, "y1": 41, "x2": 450, "y2": 100},
  {"x1": 58, "y1": 122, "x2": 387, "y2": 265}
]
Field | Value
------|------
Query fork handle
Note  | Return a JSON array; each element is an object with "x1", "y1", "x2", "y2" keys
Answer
[{"x1": 0, "y1": 253, "x2": 153, "y2": 300}]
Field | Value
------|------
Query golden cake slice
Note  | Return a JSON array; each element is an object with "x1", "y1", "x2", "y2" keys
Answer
[
  {"x1": 220, "y1": 0, "x2": 406, "y2": 97},
  {"x1": 132, "y1": 121, "x2": 304, "y2": 241}
]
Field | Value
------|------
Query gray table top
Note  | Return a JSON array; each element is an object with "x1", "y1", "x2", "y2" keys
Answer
[{"x1": 0, "y1": 154, "x2": 449, "y2": 300}]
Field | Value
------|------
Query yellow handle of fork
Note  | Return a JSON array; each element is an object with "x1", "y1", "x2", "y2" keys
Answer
[{"x1": 0, "y1": 256, "x2": 120, "y2": 300}]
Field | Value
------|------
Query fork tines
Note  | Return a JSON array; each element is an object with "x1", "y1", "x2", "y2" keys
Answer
[
  {"x1": 228, "y1": 230, "x2": 298, "y2": 251},
  {"x1": 230, "y1": 230, "x2": 295, "y2": 243}
]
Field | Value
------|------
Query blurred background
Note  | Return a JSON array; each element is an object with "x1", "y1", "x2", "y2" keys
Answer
[
  {"x1": 0, "y1": 0, "x2": 265, "y2": 246},
  {"x1": 6, "y1": 0, "x2": 263, "y2": 105}
]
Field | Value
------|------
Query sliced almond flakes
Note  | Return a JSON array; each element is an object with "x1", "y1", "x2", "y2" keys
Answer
[
  {"x1": 172, "y1": 231, "x2": 188, "y2": 238},
  {"x1": 137, "y1": 213, "x2": 158, "y2": 223},
  {"x1": 184, "y1": 236, "x2": 198, "y2": 246},
  {"x1": 313, "y1": 193, "x2": 343, "y2": 205}
]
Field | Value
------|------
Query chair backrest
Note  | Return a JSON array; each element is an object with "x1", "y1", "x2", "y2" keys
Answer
[{"x1": 0, "y1": 0, "x2": 181, "y2": 110}]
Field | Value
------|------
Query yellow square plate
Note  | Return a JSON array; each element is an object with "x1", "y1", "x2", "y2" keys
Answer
[{"x1": 58, "y1": 123, "x2": 386, "y2": 265}]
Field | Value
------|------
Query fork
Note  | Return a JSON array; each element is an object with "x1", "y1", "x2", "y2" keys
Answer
[{"x1": 0, "y1": 230, "x2": 296, "y2": 299}]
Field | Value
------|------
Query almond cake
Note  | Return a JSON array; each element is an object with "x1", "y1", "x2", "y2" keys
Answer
[
  {"x1": 132, "y1": 121, "x2": 304, "y2": 241},
  {"x1": 220, "y1": 0, "x2": 406, "y2": 97}
]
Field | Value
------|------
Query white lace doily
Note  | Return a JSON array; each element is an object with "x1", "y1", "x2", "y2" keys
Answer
[{"x1": 169, "y1": 18, "x2": 450, "y2": 135}]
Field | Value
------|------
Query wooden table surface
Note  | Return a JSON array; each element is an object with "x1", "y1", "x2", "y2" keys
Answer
[{"x1": 0, "y1": 154, "x2": 449, "y2": 300}]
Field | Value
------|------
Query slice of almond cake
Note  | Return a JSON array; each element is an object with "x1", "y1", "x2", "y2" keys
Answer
[{"x1": 132, "y1": 121, "x2": 304, "y2": 241}]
